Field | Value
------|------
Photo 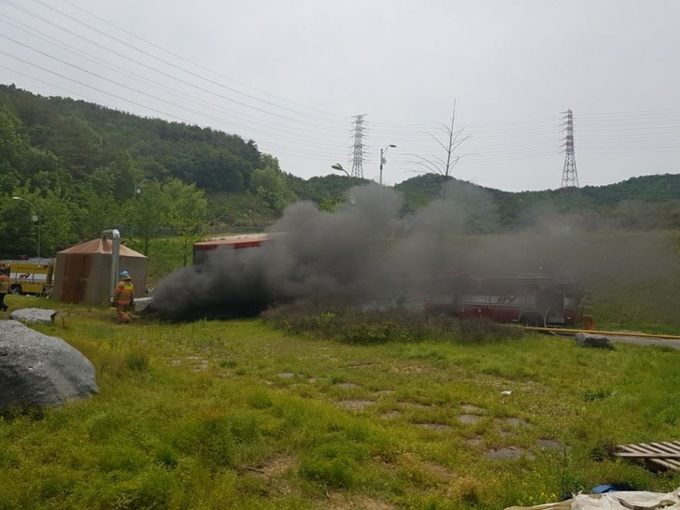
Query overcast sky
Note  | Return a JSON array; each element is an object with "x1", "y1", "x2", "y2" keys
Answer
[{"x1": 1, "y1": 0, "x2": 679, "y2": 191}]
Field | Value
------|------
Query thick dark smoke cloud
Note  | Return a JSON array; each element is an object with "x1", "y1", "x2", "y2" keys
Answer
[
  {"x1": 151, "y1": 180, "x2": 680, "y2": 322},
  {"x1": 151, "y1": 184, "x2": 406, "y2": 320}
]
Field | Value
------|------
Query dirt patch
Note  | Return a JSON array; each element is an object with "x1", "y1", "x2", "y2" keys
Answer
[
  {"x1": 389, "y1": 365, "x2": 431, "y2": 375},
  {"x1": 189, "y1": 359, "x2": 209, "y2": 372},
  {"x1": 461, "y1": 404, "x2": 484, "y2": 413},
  {"x1": 414, "y1": 423, "x2": 452, "y2": 432},
  {"x1": 466, "y1": 436, "x2": 484, "y2": 447},
  {"x1": 458, "y1": 414, "x2": 482, "y2": 424},
  {"x1": 537, "y1": 439, "x2": 564, "y2": 451},
  {"x1": 254, "y1": 455, "x2": 297, "y2": 477},
  {"x1": 277, "y1": 372, "x2": 296, "y2": 379},
  {"x1": 337, "y1": 399, "x2": 375, "y2": 410},
  {"x1": 336, "y1": 382, "x2": 361, "y2": 390},
  {"x1": 484, "y1": 447, "x2": 535, "y2": 461},
  {"x1": 504, "y1": 417, "x2": 529, "y2": 427}
]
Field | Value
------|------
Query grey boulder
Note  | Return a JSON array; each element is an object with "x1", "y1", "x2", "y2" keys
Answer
[
  {"x1": 9, "y1": 308, "x2": 57, "y2": 325},
  {"x1": 0, "y1": 320, "x2": 98, "y2": 409}
]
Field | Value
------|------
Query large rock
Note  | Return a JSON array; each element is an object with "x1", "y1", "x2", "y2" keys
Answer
[
  {"x1": 0, "y1": 320, "x2": 98, "y2": 408},
  {"x1": 9, "y1": 308, "x2": 57, "y2": 325}
]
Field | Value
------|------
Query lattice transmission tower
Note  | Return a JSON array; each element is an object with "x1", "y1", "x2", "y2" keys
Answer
[
  {"x1": 560, "y1": 109, "x2": 580, "y2": 189},
  {"x1": 350, "y1": 114, "x2": 368, "y2": 178}
]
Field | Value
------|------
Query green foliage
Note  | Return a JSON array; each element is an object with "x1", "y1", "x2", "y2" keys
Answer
[
  {"x1": 261, "y1": 302, "x2": 522, "y2": 345},
  {"x1": 162, "y1": 178, "x2": 208, "y2": 266}
]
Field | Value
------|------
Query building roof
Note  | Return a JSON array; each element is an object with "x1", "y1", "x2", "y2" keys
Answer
[
  {"x1": 58, "y1": 238, "x2": 147, "y2": 258},
  {"x1": 194, "y1": 233, "x2": 271, "y2": 248}
]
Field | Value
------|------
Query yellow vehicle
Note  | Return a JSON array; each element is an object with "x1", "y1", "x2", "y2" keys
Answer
[{"x1": 0, "y1": 260, "x2": 55, "y2": 296}]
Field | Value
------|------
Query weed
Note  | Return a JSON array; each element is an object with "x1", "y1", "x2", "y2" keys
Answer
[
  {"x1": 126, "y1": 350, "x2": 150, "y2": 372},
  {"x1": 583, "y1": 388, "x2": 615, "y2": 402}
]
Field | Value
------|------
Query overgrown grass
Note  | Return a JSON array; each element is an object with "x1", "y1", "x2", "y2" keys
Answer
[
  {"x1": 262, "y1": 302, "x2": 523, "y2": 345},
  {"x1": 2, "y1": 297, "x2": 680, "y2": 509}
]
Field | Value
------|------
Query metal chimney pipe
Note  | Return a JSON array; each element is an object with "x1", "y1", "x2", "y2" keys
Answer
[{"x1": 101, "y1": 229, "x2": 121, "y2": 301}]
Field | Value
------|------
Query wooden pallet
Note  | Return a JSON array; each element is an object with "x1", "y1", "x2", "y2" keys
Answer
[{"x1": 616, "y1": 441, "x2": 680, "y2": 471}]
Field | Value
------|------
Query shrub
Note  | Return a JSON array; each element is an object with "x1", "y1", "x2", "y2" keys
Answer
[
  {"x1": 262, "y1": 303, "x2": 523, "y2": 345},
  {"x1": 458, "y1": 317, "x2": 523, "y2": 344}
]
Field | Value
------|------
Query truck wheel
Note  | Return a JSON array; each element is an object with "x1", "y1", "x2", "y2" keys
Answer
[
  {"x1": 10, "y1": 285, "x2": 22, "y2": 295},
  {"x1": 521, "y1": 314, "x2": 542, "y2": 327}
]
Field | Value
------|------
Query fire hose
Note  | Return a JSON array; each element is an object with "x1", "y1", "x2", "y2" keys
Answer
[{"x1": 523, "y1": 326, "x2": 680, "y2": 341}]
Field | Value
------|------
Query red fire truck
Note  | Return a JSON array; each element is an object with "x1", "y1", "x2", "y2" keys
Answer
[
  {"x1": 192, "y1": 233, "x2": 271, "y2": 264},
  {"x1": 424, "y1": 273, "x2": 589, "y2": 327}
]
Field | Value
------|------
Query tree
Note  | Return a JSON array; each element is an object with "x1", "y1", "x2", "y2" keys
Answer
[
  {"x1": 410, "y1": 104, "x2": 472, "y2": 200},
  {"x1": 251, "y1": 155, "x2": 289, "y2": 214},
  {"x1": 125, "y1": 180, "x2": 168, "y2": 256},
  {"x1": 162, "y1": 179, "x2": 208, "y2": 266}
]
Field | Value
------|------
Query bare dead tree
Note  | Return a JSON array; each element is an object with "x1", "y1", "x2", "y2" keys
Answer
[{"x1": 409, "y1": 103, "x2": 473, "y2": 200}]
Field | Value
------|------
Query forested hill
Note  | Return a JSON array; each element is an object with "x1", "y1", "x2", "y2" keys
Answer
[
  {"x1": 1, "y1": 84, "x2": 679, "y2": 260},
  {"x1": 396, "y1": 172, "x2": 680, "y2": 232},
  {"x1": 0, "y1": 84, "x2": 262, "y2": 194}
]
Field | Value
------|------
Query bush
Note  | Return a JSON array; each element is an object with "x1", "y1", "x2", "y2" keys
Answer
[
  {"x1": 458, "y1": 317, "x2": 524, "y2": 343},
  {"x1": 262, "y1": 303, "x2": 523, "y2": 345}
]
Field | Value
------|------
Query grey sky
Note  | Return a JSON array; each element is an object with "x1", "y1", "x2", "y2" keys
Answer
[{"x1": 1, "y1": 0, "x2": 679, "y2": 191}]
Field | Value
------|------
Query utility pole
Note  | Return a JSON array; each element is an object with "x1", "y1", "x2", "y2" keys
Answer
[
  {"x1": 350, "y1": 114, "x2": 367, "y2": 178},
  {"x1": 560, "y1": 109, "x2": 580, "y2": 190},
  {"x1": 379, "y1": 144, "x2": 397, "y2": 185}
]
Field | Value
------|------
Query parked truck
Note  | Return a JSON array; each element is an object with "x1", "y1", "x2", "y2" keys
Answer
[
  {"x1": 424, "y1": 273, "x2": 591, "y2": 328},
  {"x1": 0, "y1": 259, "x2": 55, "y2": 296}
]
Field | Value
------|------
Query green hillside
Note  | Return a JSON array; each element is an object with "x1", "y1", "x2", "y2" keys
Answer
[{"x1": 1, "y1": 84, "x2": 679, "y2": 261}]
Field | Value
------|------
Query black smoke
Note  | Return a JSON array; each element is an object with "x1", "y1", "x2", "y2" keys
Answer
[
  {"x1": 150, "y1": 180, "x2": 680, "y2": 323},
  {"x1": 151, "y1": 184, "x2": 408, "y2": 321}
]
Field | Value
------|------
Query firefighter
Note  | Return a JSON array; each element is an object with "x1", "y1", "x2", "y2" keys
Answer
[
  {"x1": 113, "y1": 270, "x2": 135, "y2": 323},
  {"x1": 0, "y1": 267, "x2": 9, "y2": 312}
]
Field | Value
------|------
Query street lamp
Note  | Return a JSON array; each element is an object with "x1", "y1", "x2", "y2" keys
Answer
[
  {"x1": 379, "y1": 145, "x2": 397, "y2": 185},
  {"x1": 12, "y1": 196, "x2": 41, "y2": 258},
  {"x1": 331, "y1": 163, "x2": 349, "y2": 178},
  {"x1": 134, "y1": 178, "x2": 148, "y2": 198}
]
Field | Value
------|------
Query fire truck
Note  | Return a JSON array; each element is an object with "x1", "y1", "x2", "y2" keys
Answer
[
  {"x1": 424, "y1": 273, "x2": 589, "y2": 327},
  {"x1": 192, "y1": 233, "x2": 271, "y2": 264},
  {"x1": 0, "y1": 259, "x2": 55, "y2": 296}
]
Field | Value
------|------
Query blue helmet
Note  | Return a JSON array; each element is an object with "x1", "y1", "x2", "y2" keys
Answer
[{"x1": 119, "y1": 270, "x2": 130, "y2": 279}]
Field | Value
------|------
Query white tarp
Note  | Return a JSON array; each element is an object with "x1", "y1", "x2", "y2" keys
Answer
[{"x1": 505, "y1": 489, "x2": 680, "y2": 510}]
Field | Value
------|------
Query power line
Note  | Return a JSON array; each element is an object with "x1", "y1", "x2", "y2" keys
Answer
[
  {"x1": 58, "y1": 0, "x2": 348, "y2": 123},
  {"x1": 0, "y1": 0, "x2": 352, "y2": 133},
  {"x1": 22, "y1": 0, "x2": 351, "y2": 127}
]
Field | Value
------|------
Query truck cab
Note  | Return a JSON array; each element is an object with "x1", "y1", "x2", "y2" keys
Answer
[{"x1": 0, "y1": 259, "x2": 55, "y2": 296}]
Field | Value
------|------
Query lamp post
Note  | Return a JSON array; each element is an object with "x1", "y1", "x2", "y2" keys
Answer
[
  {"x1": 12, "y1": 196, "x2": 40, "y2": 258},
  {"x1": 379, "y1": 144, "x2": 397, "y2": 185},
  {"x1": 134, "y1": 178, "x2": 148, "y2": 198},
  {"x1": 331, "y1": 163, "x2": 349, "y2": 178}
]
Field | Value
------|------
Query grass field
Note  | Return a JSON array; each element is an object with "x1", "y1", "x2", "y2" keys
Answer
[{"x1": 2, "y1": 296, "x2": 680, "y2": 509}]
